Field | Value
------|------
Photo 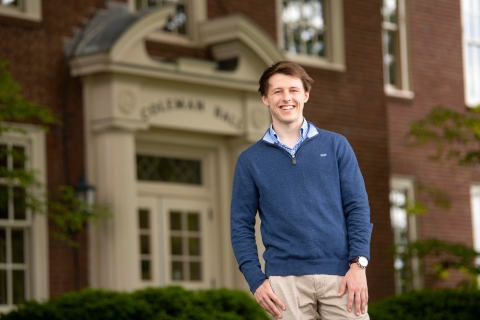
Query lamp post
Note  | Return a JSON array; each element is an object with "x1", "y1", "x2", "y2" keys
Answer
[{"x1": 74, "y1": 173, "x2": 96, "y2": 212}]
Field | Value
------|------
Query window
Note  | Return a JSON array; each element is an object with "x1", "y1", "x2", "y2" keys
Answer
[
  {"x1": 470, "y1": 185, "x2": 480, "y2": 272},
  {"x1": 278, "y1": 0, "x2": 345, "y2": 70},
  {"x1": 382, "y1": 0, "x2": 413, "y2": 98},
  {"x1": 282, "y1": 0, "x2": 326, "y2": 57},
  {"x1": 390, "y1": 176, "x2": 421, "y2": 293},
  {"x1": 169, "y1": 210, "x2": 202, "y2": 282},
  {"x1": 130, "y1": 0, "x2": 206, "y2": 45},
  {"x1": 0, "y1": 142, "x2": 30, "y2": 305},
  {"x1": 0, "y1": 126, "x2": 48, "y2": 311},
  {"x1": 0, "y1": 0, "x2": 41, "y2": 21},
  {"x1": 462, "y1": 0, "x2": 480, "y2": 107},
  {"x1": 136, "y1": 0, "x2": 187, "y2": 35}
]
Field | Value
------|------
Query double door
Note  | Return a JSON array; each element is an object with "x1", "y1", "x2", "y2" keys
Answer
[{"x1": 137, "y1": 196, "x2": 214, "y2": 289}]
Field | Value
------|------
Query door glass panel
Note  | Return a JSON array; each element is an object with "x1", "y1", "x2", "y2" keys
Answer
[
  {"x1": 138, "y1": 209, "x2": 149, "y2": 229},
  {"x1": 140, "y1": 235, "x2": 150, "y2": 254},
  {"x1": 188, "y1": 237, "x2": 200, "y2": 256},
  {"x1": 172, "y1": 261, "x2": 183, "y2": 280},
  {"x1": 170, "y1": 211, "x2": 182, "y2": 230},
  {"x1": 187, "y1": 213, "x2": 199, "y2": 231},
  {"x1": 171, "y1": 236, "x2": 183, "y2": 255},
  {"x1": 189, "y1": 262, "x2": 201, "y2": 281},
  {"x1": 141, "y1": 260, "x2": 151, "y2": 280}
]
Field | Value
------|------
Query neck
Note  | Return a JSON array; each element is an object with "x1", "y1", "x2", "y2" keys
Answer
[{"x1": 272, "y1": 118, "x2": 303, "y2": 147}]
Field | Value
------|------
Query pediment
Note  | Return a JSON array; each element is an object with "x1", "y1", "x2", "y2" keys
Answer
[{"x1": 69, "y1": 3, "x2": 285, "y2": 91}]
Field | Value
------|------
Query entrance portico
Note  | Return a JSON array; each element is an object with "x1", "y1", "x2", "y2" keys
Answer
[{"x1": 69, "y1": 4, "x2": 283, "y2": 292}]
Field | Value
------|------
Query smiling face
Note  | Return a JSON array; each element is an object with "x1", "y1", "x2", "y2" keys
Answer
[{"x1": 262, "y1": 73, "x2": 309, "y2": 129}]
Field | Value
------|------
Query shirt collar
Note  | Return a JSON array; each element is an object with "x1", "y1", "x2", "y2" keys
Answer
[{"x1": 269, "y1": 118, "x2": 308, "y2": 140}]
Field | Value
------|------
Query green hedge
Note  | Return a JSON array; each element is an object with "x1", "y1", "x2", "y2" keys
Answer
[
  {"x1": 0, "y1": 286, "x2": 268, "y2": 320},
  {"x1": 368, "y1": 289, "x2": 480, "y2": 320}
]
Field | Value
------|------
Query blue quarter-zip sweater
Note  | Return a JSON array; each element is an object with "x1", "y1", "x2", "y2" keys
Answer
[{"x1": 230, "y1": 122, "x2": 373, "y2": 293}]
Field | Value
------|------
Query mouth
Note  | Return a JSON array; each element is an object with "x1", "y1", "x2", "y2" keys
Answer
[{"x1": 280, "y1": 105, "x2": 295, "y2": 110}]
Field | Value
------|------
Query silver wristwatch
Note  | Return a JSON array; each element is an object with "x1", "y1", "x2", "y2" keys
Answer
[{"x1": 349, "y1": 256, "x2": 368, "y2": 268}]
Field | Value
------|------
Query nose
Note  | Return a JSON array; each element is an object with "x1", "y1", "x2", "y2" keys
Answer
[{"x1": 282, "y1": 91, "x2": 292, "y2": 101}]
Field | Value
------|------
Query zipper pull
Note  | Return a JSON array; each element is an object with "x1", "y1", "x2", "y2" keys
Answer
[{"x1": 292, "y1": 156, "x2": 296, "y2": 164}]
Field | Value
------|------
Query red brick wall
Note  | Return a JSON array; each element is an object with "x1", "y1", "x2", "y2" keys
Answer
[
  {"x1": 387, "y1": 0, "x2": 475, "y2": 288},
  {"x1": 0, "y1": 0, "x2": 107, "y2": 295}
]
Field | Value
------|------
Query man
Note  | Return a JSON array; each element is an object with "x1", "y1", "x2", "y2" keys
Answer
[{"x1": 230, "y1": 61, "x2": 373, "y2": 319}]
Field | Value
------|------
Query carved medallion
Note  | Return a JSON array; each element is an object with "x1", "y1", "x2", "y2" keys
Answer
[{"x1": 118, "y1": 90, "x2": 136, "y2": 115}]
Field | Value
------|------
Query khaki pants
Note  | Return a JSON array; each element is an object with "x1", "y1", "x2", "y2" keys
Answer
[{"x1": 269, "y1": 275, "x2": 370, "y2": 320}]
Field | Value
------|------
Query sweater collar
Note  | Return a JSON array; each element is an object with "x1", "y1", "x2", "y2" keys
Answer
[{"x1": 262, "y1": 120, "x2": 318, "y2": 144}]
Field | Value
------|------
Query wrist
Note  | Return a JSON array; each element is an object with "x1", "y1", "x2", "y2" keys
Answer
[{"x1": 349, "y1": 256, "x2": 369, "y2": 268}]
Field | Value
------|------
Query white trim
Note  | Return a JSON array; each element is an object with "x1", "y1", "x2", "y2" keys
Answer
[
  {"x1": 0, "y1": 124, "x2": 48, "y2": 312},
  {"x1": 276, "y1": 0, "x2": 345, "y2": 72},
  {"x1": 0, "y1": 0, "x2": 42, "y2": 22},
  {"x1": 385, "y1": 85, "x2": 415, "y2": 99}
]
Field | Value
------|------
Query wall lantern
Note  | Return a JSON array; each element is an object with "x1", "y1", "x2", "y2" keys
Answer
[{"x1": 74, "y1": 173, "x2": 96, "y2": 212}]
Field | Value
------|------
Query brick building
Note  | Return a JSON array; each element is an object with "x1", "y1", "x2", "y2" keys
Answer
[{"x1": 0, "y1": 0, "x2": 477, "y2": 312}]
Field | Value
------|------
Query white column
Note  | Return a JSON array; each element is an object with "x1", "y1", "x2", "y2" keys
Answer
[{"x1": 90, "y1": 128, "x2": 139, "y2": 290}]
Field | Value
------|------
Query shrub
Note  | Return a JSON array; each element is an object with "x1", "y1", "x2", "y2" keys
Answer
[
  {"x1": 0, "y1": 287, "x2": 268, "y2": 320},
  {"x1": 368, "y1": 289, "x2": 480, "y2": 320}
]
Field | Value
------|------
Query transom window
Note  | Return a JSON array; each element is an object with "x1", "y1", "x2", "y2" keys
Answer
[
  {"x1": 462, "y1": 0, "x2": 480, "y2": 107},
  {"x1": 0, "y1": 143, "x2": 30, "y2": 305},
  {"x1": 169, "y1": 210, "x2": 202, "y2": 281},
  {"x1": 136, "y1": 0, "x2": 187, "y2": 35},
  {"x1": 136, "y1": 155, "x2": 202, "y2": 185},
  {"x1": 282, "y1": 0, "x2": 326, "y2": 57}
]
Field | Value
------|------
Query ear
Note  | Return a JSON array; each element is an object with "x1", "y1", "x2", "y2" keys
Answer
[
  {"x1": 304, "y1": 92, "x2": 310, "y2": 103},
  {"x1": 261, "y1": 95, "x2": 269, "y2": 106}
]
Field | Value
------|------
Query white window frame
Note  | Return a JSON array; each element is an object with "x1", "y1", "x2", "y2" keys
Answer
[
  {"x1": 382, "y1": 0, "x2": 413, "y2": 99},
  {"x1": 470, "y1": 184, "x2": 480, "y2": 281},
  {"x1": 0, "y1": 0, "x2": 42, "y2": 22},
  {"x1": 461, "y1": 0, "x2": 480, "y2": 107},
  {"x1": 128, "y1": 0, "x2": 206, "y2": 46},
  {"x1": 390, "y1": 176, "x2": 421, "y2": 294},
  {"x1": 276, "y1": 0, "x2": 345, "y2": 71},
  {"x1": 0, "y1": 124, "x2": 48, "y2": 313}
]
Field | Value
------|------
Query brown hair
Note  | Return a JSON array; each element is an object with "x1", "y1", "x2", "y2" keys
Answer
[{"x1": 258, "y1": 61, "x2": 314, "y2": 96}]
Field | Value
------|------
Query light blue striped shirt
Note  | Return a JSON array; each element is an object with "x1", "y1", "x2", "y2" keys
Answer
[{"x1": 268, "y1": 119, "x2": 309, "y2": 156}]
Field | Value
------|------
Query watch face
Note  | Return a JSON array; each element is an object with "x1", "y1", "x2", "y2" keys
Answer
[{"x1": 359, "y1": 256, "x2": 368, "y2": 267}]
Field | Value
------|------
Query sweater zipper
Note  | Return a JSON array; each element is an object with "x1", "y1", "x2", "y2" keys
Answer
[{"x1": 263, "y1": 134, "x2": 318, "y2": 165}]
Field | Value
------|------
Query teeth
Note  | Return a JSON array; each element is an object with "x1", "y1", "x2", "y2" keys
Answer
[{"x1": 281, "y1": 106, "x2": 294, "y2": 110}]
